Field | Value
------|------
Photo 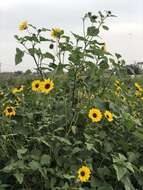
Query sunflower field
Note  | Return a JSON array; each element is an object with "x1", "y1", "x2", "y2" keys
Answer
[{"x1": 0, "y1": 11, "x2": 143, "y2": 190}]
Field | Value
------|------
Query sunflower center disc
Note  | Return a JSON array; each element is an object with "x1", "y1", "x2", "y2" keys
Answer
[
  {"x1": 45, "y1": 84, "x2": 50, "y2": 89},
  {"x1": 17, "y1": 86, "x2": 22, "y2": 90},
  {"x1": 7, "y1": 108, "x2": 13, "y2": 113},
  {"x1": 35, "y1": 84, "x2": 39, "y2": 88},
  {"x1": 80, "y1": 171, "x2": 85, "y2": 176},
  {"x1": 93, "y1": 113, "x2": 97, "y2": 118}
]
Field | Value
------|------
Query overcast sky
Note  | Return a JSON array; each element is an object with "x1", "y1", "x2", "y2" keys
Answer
[{"x1": 0, "y1": 0, "x2": 143, "y2": 72}]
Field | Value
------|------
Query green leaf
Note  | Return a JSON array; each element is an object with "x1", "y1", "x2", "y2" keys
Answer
[
  {"x1": 121, "y1": 175, "x2": 135, "y2": 190},
  {"x1": 126, "y1": 162, "x2": 134, "y2": 173},
  {"x1": 43, "y1": 52, "x2": 55, "y2": 60},
  {"x1": 113, "y1": 165, "x2": 127, "y2": 181},
  {"x1": 63, "y1": 174, "x2": 75, "y2": 179},
  {"x1": 87, "y1": 26, "x2": 99, "y2": 36},
  {"x1": 99, "y1": 59, "x2": 109, "y2": 69},
  {"x1": 39, "y1": 36, "x2": 54, "y2": 42},
  {"x1": 14, "y1": 172, "x2": 24, "y2": 184},
  {"x1": 71, "y1": 125, "x2": 76, "y2": 134},
  {"x1": 40, "y1": 154, "x2": 51, "y2": 166},
  {"x1": 140, "y1": 166, "x2": 143, "y2": 172},
  {"x1": 17, "y1": 147, "x2": 27, "y2": 159},
  {"x1": 29, "y1": 160, "x2": 40, "y2": 171},
  {"x1": 98, "y1": 185, "x2": 113, "y2": 190},
  {"x1": 97, "y1": 166, "x2": 111, "y2": 178},
  {"x1": 115, "y1": 53, "x2": 122, "y2": 59},
  {"x1": 24, "y1": 35, "x2": 39, "y2": 43},
  {"x1": 72, "y1": 33, "x2": 87, "y2": 41},
  {"x1": 104, "y1": 141, "x2": 113, "y2": 153},
  {"x1": 15, "y1": 48, "x2": 24, "y2": 65},
  {"x1": 28, "y1": 24, "x2": 37, "y2": 29},
  {"x1": 53, "y1": 136, "x2": 71, "y2": 145},
  {"x1": 102, "y1": 25, "x2": 109, "y2": 30}
]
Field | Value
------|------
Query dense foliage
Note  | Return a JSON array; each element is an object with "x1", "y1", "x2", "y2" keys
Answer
[{"x1": 0, "y1": 11, "x2": 143, "y2": 190}]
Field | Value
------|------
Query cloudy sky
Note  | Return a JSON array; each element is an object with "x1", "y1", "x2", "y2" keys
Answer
[{"x1": 0, "y1": 0, "x2": 143, "y2": 72}]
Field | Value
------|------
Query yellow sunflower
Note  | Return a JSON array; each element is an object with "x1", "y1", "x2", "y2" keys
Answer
[
  {"x1": 51, "y1": 28, "x2": 62, "y2": 38},
  {"x1": 88, "y1": 108, "x2": 102, "y2": 122},
  {"x1": 19, "y1": 21, "x2": 28, "y2": 31},
  {"x1": 115, "y1": 80, "x2": 120, "y2": 87},
  {"x1": 104, "y1": 110, "x2": 113, "y2": 122},
  {"x1": 135, "y1": 83, "x2": 143, "y2": 92},
  {"x1": 31, "y1": 80, "x2": 42, "y2": 92},
  {"x1": 77, "y1": 166, "x2": 91, "y2": 182},
  {"x1": 12, "y1": 85, "x2": 24, "y2": 94},
  {"x1": 14, "y1": 96, "x2": 22, "y2": 106},
  {"x1": 4, "y1": 106, "x2": 16, "y2": 117},
  {"x1": 135, "y1": 90, "x2": 142, "y2": 98},
  {"x1": 41, "y1": 79, "x2": 54, "y2": 94}
]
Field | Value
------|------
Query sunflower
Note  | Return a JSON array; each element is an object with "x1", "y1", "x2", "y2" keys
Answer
[
  {"x1": 31, "y1": 80, "x2": 41, "y2": 92},
  {"x1": 4, "y1": 106, "x2": 16, "y2": 117},
  {"x1": 88, "y1": 108, "x2": 102, "y2": 122},
  {"x1": 12, "y1": 85, "x2": 24, "y2": 94},
  {"x1": 115, "y1": 80, "x2": 120, "y2": 87},
  {"x1": 135, "y1": 83, "x2": 143, "y2": 92},
  {"x1": 104, "y1": 110, "x2": 113, "y2": 122},
  {"x1": 19, "y1": 21, "x2": 28, "y2": 31},
  {"x1": 41, "y1": 79, "x2": 54, "y2": 94},
  {"x1": 77, "y1": 166, "x2": 91, "y2": 182},
  {"x1": 14, "y1": 96, "x2": 22, "y2": 106},
  {"x1": 51, "y1": 28, "x2": 62, "y2": 38},
  {"x1": 135, "y1": 90, "x2": 142, "y2": 98}
]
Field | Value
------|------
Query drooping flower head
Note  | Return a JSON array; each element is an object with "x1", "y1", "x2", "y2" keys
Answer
[
  {"x1": 115, "y1": 80, "x2": 120, "y2": 87},
  {"x1": 19, "y1": 21, "x2": 28, "y2": 31},
  {"x1": 12, "y1": 85, "x2": 24, "y2": 94},
  {"x1": 51, "y1": 28, "x2": 62, "y2": 38},
  {"x1": 135, "y1": 83, "x2": 143, "y2": 92},
  {"x1": 104, "y1": 110, "x2": 113, "y2": 122}
]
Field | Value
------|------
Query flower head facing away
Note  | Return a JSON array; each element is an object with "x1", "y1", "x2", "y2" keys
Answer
[
  {"x1": 51, "y1": 28, "x2": 62, "y2": 38},
  {"x1": 12, "y1": 85, "x2": 24, "y2": 94},
  {"x1": 104, "y1": 110, "x2": 113, "y2": 122},
  {"x1": 19, "y1": 21, "x2": 28, "y2": 31}
]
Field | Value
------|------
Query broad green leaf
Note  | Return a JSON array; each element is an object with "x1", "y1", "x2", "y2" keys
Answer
[
  {"x1": 40, "y1": 154, "x2": 51, "y2": 166},
  {"x1": 29, "y1": 160, "x2": 40, "y2": 171},
  {"x1": 17, "y1": 147, "x2": 27, "y2": 159},
  {"x1": 43, "y1": 52, "x2": 55, "y2": 60},
  {"x1": 14, "y1": 172, "x2": 24, "y2": 184},
  {"x1": 113, "y1": 164, "x2": 127, "y2": 181},
  {"x1": 121, "y1": 175, "x2": 135, "y2": 190},
  {"x1": 15, "y1": 48, "x2": 24, "y2": 65},
  {"x1": 87, "y1": 26, "x2": 99, "y2": 36}
]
